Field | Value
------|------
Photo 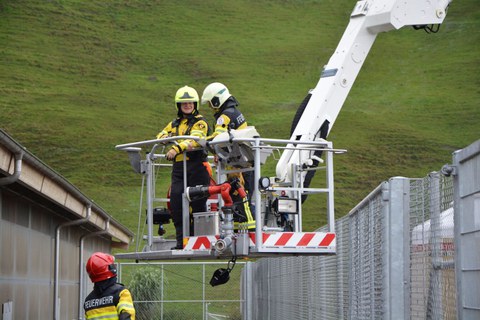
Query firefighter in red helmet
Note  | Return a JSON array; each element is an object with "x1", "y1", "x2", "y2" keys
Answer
[{"x1": 84, "y1": 252, "x2": 135, "y2": 320}]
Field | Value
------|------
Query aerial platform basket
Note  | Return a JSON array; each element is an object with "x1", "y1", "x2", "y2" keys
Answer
[{"x1": 114, "y1": 128, "x2": 345, "y2": 261}]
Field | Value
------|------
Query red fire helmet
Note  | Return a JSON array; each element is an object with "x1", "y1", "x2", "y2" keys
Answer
[{"x1": 86, "y1": 252, "x2": 117, "y2": 283}]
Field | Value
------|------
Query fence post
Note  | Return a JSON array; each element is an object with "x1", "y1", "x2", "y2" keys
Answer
[
  {"x1": 385, "y1": 177, "x2": 411, "y2": 320},
  {"x1": 426, "y1": 172, "x2": 443, "y2": 320},
  {"x1": 242, "y1": 261, "x2": 253, "y2": 320}
]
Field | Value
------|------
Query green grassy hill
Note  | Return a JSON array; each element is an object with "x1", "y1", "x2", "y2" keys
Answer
[{"x1": 1, "y1": 0, "x2": 478, "y2": 238}]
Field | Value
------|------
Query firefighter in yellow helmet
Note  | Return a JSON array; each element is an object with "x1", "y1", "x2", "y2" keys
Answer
[
  {"x1": 201, "y1": 82, "x2": 255, "y2": 230},
  {"x1": 84, "y1": 252, "x2": 135, "y2": 319},
  {"x1": 156, "y1": 85, "x2": 211, "y2": 249}
]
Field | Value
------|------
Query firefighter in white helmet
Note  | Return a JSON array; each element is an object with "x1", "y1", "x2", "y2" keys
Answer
[
  {"x1": 201, "y1": 82, "x2": 248, "y2": 138},
  {"x1": 157, "y1": 85, "x2": 211, "y2": 249},
  {"x1": 201, "y1": 82, "x2": 255, "y2": 230},
  {"x1": 84, "y1": 252, "x2": 135, "y2": 319}
]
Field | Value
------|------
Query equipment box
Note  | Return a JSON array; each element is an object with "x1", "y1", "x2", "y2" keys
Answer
[{"x1": 193, "y1": 212, "x2": 220, "y2": 236}]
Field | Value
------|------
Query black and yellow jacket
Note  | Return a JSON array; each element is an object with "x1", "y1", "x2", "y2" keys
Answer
[
  {"x1": 157, "y1": 114, "x2": 209, "y2": 162},
  {"x1": 84, "y1": 278, "x2": 135, "y2": 320},
  {"x1": 207, "y1": 98, "x2": 248, "y2": 141},
  {"x1": 206, "y1": 98, "x2": 255, "y2": 229}
]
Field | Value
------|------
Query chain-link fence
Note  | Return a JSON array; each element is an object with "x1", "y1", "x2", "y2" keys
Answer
[
  {"x1": 117, "y1": 172, "x2": 458, "y2": 320},
  {"x1": 409, "y1": 173, "x2": 456, "y2": 319},
  {"x1": 244, "y1": 172, "x2": 456, "y2": 320},
  {"x1": 112, "y1": 139, "x2": 480, "y2": 320},
  {"x1": 117, "y1": 261, "x2": 245, "y2": 320}
]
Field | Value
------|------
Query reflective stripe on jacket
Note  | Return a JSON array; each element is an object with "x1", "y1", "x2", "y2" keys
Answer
[
  {"x1": 84, "y1": 283, "x2": 135, "y2": 320},
  {"x1": 208, "y1": 105, "x2": 247, "y2": 141},
  {"x1": 157, "y1": 115, "x2": 209, "y2": 162}
]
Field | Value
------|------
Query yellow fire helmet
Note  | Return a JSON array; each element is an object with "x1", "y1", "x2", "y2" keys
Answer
[{"x1": 175, "y1": 85, "x2": 199, "y2": 111}]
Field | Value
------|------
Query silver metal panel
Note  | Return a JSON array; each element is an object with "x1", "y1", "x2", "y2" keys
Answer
[
  {"x1": 453, "y1": 139, "x2": 480, "y2": 320},
  {"x1": 0, "y1": 189, "x2": 116, "y2": 320},
  {"x1": 193, "y1": 211, "x2": 220, "y2": 236}
]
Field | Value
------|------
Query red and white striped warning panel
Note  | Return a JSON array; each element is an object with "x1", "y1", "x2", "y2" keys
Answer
[
  {"x1": 183, "y1": 236, "x2": 219, "y2": 251},
  {"x1": 184, "y1": 232, "x2": 335, "y2": 251},
  {"x1": 249, "y1": 232, "x2": 336, "y2": 248}
]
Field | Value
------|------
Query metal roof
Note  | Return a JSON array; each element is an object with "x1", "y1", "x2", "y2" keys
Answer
[{"x1": 0, "y1": 129, "x2": 134, "y2": 246}]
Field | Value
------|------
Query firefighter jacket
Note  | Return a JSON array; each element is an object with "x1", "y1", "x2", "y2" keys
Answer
[
  {"x1": 207, "y1": 99, "x2": 247, "y2": 141},
  {"x1": 207, "y1": 98, "x2": 255, "y2": 229},
  {"x1": 84, "y1": 278, "x2": 135, "y2": 320},
  {"x1": 156, "y1": 114, "x2": 209, "y2": 162}
]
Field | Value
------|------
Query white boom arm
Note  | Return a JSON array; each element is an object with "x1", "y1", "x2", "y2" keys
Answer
[{"x1": 276, "y1": 0, "x2": 451, "y2": 182}]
